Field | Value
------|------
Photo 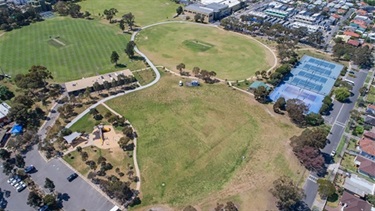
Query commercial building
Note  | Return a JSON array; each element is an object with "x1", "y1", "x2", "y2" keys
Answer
[
  {"x1": 291, "y1": 22, "x2": 320, "y2": 33},
  {"x1": 264, "y1": 8, "x2": 289, "y2": 19},
  {"x1": 294, "y1": 14, "x2": 318, "y2": 24},
  {"x1": 184, "y1": 4, "x2": 214, "y2": 22}
]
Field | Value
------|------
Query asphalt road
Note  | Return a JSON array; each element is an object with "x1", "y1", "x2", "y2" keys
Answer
[
  {"x1": 325, "y1": 8, "x2": 354, "y2": 52},
  {"x1": 303, "y1": 69, "x2": 368, "y2": 207},
  {"x1": 24, "y1": 147, "x2": 115, "y2": 211}
]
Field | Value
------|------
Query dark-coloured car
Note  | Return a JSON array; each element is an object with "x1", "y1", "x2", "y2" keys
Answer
[
  {"x1": 24, "y1": 165, "x2": 35, "y2": 173},
  {"x1": 67, "y1": 173, "x2": 78, "y2": 182}
]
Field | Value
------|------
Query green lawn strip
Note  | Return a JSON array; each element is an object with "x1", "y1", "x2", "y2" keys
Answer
[
  {"x1": 136, "y1": 23, "x2": 272, "y2": 80},
  {"x1": 340, "y1": 153, "x2": 357, "y2": 172},
  {"x1": 106, "y1": 74, "x2": 301, "y2": 206},
  {"x1": 79, "y1": 0, "x2": 178, "y2": 26},
  {"x1": 334, "y1": 136, "x2": 346, "y2": 161},
  {"x1": 0, "y1": 17, "x2": 146, "y2": 82},
  {"x1": 133, "y1": 69, "x2": 156, "y2": 86},
  {"x1": 367, "y1": 86, "x2": 375, "y2": 103},
  {"x1": 347, "y1": 139, "x2": 358, "y2": 151}
]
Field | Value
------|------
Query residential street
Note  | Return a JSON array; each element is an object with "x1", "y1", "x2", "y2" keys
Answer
[{"x1": 303, "y1": 69, "x2": 368, "y2": 208}]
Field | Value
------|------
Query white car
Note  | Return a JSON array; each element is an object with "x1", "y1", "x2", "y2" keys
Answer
[
  {"x1": 7, "y1": 177, "x2": 14, "y2": 184},
  {"x1": 16, "y1": 182, "x2": 27, "y2": 192},
  {"x1": 10, "y1": 178, "x2": 20, "y2": 186},
  {"x1": 330, "y1": 150, "x2": 336, "y2": 157}
]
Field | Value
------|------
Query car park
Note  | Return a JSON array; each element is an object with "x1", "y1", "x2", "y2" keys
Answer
[
  {"x1": 7, "y1": 178, "x2": 14, "y2": 184},
  {"x1": 10, "y1": 177, "x2": 20, "y2": 186},
  {"x1": 67, "y1": 173, "x2": 78, "y2": 182},
  {"x1": 16, "y1": 182, "x2": 27, "y2": 192}
]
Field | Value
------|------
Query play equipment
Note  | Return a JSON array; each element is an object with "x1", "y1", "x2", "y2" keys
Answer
[{"x1": 96, "y1": 124, "x2": 111, "y2": 145}]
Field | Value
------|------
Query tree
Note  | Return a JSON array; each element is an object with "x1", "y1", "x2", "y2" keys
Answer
[
  {"x1": 2, "y1": 161, "x2": 14, "y2": 175},
  {"x1": 0, "y1": 149, "x2": 11, "y2": 160},
  {"x1": 0, "y1": 85, "x2": 14, "y2": 101},
  {"x1": 365, "y1": 194, "x2": 375, "y2": 207},
  {"x1": 43, "y1": 194, "x2": 57, "y2": 208},
  {"x1": 270, "y1": 176, "x2": 305, "y2": 211},
  {"x1": 317, "y1": 179, "x2": 336, "y2": 198},
  {"x1": 254, "y1": 86, "x2": 269, "y2": 103},
  {"x1": 119, "y1": 19, "x2": 125, "y2": 31},
  {"x1": 359, "y1": 86, "x2": 367, "y2": 96},
  {"x1": 176, "y1": 63, "x2": 185, "y2": 73},
  {"x1": 176, "y1": 6, "x2": 183, "y2": 16},
  {"x1": 27, "y1": 191, "x2": 42, "y2": 207},
  {"x1": 187, "y1": 66, "x2": 199, "y2": 77},
  {"x1": 335, "y1": 87, "x2": 350, "y2": 102},
  {"x1": 183, "y1": 205, "x2": 197, "y2": 211},
  {"x1": 125, "y1": 41, "x2": 136, "y2": 58},
  {"x1": 291, "y1": 127, "x2": 329, "y2": 151},
  {"x1": 194, "y1": 13, "x2": 202, "y2": 22},
  {"x1": 44, "y1": 178, "x2": 55, "y2": 192},
  {"x1": 15, "y1": 154, "x2": 25, "y2": 168},
  {"x1": 305, "y1": 113, "x2": 324, "y2": 126},
  {"x1": 81, "y1": 151, "x2": 89, "y2": 161},
  {"x1": 286, "y1": 99, "x2": 308, "y2": 126},
  {"x1": 122, "y1": 126, "x2": 134, "y2": 139},
  {"x1": 295, "y1": 146, "x2": 325, "y2": 173},
  {"x1": 273, "y1": 97, "x2": 286, "y2": 113},
  {"x1": 118, "y1": 136, "x2": 131, "y2": 149},
  {"x1": 122, "y1": 13, "x2": 135, "y2": 30},
  {"x1": 110, "y1": 51, "x2": 120, "y2": 65},
  {"x1": 103, "y1": 8, "x2": 118, "y2": 23}
]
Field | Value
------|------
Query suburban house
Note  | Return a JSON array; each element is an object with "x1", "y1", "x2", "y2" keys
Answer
[
  {"x1": 365, "y1": 115, "x2": 375, "y2": 126},
  {"x1": 344, "y1": 174, "x2": 375, "y2": 197},
  {"x1": 364, "y1": 131, "x2": 375, "y2": 140},
  {"x1": 340, "y1": 191, "x2": 372, "y2": 211},
  {"x1": 359, "y1": 136, "x2": 375, "y2": 160},
  {"x1": 366, "y1": 104, "x2": 375, "y2": 116},
  {"x1": 355, "y1": 156, "x2": 375, "y2": 179},
  {"x1": 347, "y1": 39, "x2": 360, "y2": 47}
]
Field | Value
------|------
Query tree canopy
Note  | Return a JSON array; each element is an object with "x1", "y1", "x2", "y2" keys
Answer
[
  {"x1": 334, "y1": 87, "x2": 350, "y2": 102},
  {"x1": 317, "y1": 179, "x2": 336, "y2": 198},
  {"x1": 125, "y1": 41, "x2": 136, "y2": 58},
  {"x1": 270, "y1": 176, "x2": 305, "y2": 211},
  {"x1": 286, "y1": 99, "x2": 308, "y2": 127}
]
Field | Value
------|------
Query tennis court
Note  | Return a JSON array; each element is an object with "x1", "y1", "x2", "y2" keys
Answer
[{"x1": 269, "y1": 55, "x2": 343, "y2": 113}]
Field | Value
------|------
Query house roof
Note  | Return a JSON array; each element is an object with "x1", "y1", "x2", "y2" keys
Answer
[
  {"x1": 63, "y1": 132, "x2": 81, "y2": 144},
  {"x1": 357, "y1": 9, "x2": 368, "y2": 16},
  {"x1": 347, "y1": 39, "x2": 360, "y2": 47},
  {"x1": 368, "y1": 104, "x2": 375, "y2": 111},
  {"x1": 360, "y1": 136, "x2": 375, "y2": 157},
  {"x1": 364, "y1": 131, "x2": 375, "y2": 140},
  {"x1": 355, "y1": 156, "x2": 375, "y2": 177},
  {"x1": 365, "y1": 115, "x2": 375, "y2": 126},
  {"x1": 340, "y1": 191, "x2": 372, "y2": 211},
  {"x1": 248, "y1": 81, "x2": 270, "y2": 90},
  {"x1": 332, "y1": 13, "x2": 341, "y2": 19},
  {"x1": 344, "y1": 174, "x2": 375, "y2": 197},
  {"x1": 0, "y1": 102, "x2": 10, "y2": 120},
  {"x1": 344, "y1": 31, "x2": 361, "y2": 38}
]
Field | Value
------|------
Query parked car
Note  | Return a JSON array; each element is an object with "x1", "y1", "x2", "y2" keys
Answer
[
  {"x1": 67, "y1": 173, "x2": 78, "y2": 182},
  {"x1": 10, "y1": 177, "x2": 21, "y2": 186},
  {"x1": 16, "y1": 182, "x2": 27, "y2": 192},
  {"x1": 330, "y1": 150, "x2": 336, "y2": 157},
  {"x1": 7, "y1": 177, "x2": 14, "y2": 184},
  {"x1": 24, "y1": 165, "x2": 35, "y2": 173},
  {"x1": 38, "y1": 205, "x2": 49, "y2": 211}
]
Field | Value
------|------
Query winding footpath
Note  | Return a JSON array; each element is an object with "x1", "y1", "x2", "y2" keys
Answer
[{"x1": 36, "y1": 20, "x2": 279, "y2": 207}]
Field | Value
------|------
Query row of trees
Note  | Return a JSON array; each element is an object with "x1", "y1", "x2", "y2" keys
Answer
[
  {"x1": 102, "y1": 8, "x2": 135, "y2": 31},
  {"x1": 176, "y1": 64, "x2": 218, "y2": 84},
  {"x1": 333, "y1": 39, "x2": 373, "y2": 69},
  {"x1": 291, "y1": 127, "x2": 329, "y2": 174},
  {"x1": 0, "y1": 7, "x2": 42, "y2": 31},
  {"x1": 54, "y1": 1, "x2": 90, "y2": 18}
]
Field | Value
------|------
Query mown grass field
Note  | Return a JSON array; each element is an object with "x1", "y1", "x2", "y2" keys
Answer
[
  {"x1": 79, "y1": 0, "x2": 178, "y2": 26},
  {"x1": 69, "y1": 105, "x2": 110, "y2": 133},
  {"x1": 0, "y1": 17, "x2": 145, "y2": 82},
  {"x1": 106, "y1": 73, "x2": 304, "y2": 209},
  {"x1": 136, "y1": 23, "x2": 273, "y2": 80}
]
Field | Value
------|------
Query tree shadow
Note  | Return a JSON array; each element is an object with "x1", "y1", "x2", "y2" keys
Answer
[
  {"x1": 115, "y1": 64, "x2": 127, "y2": 68},
  {"x1": 327, "y1": 193, "x2": 339, "y2": 202}
]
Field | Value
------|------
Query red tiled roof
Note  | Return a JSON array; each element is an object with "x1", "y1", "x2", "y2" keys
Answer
[
  {"x1": 347, "y1": 39, "x2": 360, "y2": 47},
  {"x1": 368, "y1": 104, "x2": 375, "y2": 111},
  {"x1": 360, "y1": 137, "x2": 375, "y2": 156},
  {"x1": 344, "y1": 31, "x2": 361, "y2": 38},
  {"x1": 338, "y1": 9, "x2": 347, "y2": 14},
  {"x1": 341, "y1": 191, "x2": 372, "y2": 211},
  {"x1": 356, "y1": 156, "x2": 375, "y2": 177},
  {"x1": 357, "y1": 9, "x2": 368, "y2": 16},
  {"x1": 332, "y1": 14, "x2": 341, "y2": 19},
  {"x1": 364, "y1": 131, "x2": 375, "y2": 140},
  {"x1": 352, "y1": 19, "x2": 367, "y2": 27}
]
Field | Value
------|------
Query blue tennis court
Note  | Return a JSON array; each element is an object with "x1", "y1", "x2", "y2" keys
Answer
[{"x1": 269, "y1": 55, "x2": 343, "y2": 113}]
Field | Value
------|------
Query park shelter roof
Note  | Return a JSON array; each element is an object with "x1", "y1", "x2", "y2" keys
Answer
[
  {"x1": 355, "y1": 156, "x2": 375, "y2": 178},
  {"x1": 344, "y1": 174, "x2": 375, "y2": 197},
  {"x1": 64, "y1": 69, "x2": 133, "y2": 93},
  {"x1": 10, "y1": 124, "x2": 22, "y2": 135},
  {"x1": 63, "y1": 132, "x2": 81, "y2": 144},
  {"x1": 340, "y1": 191, "x2": 372, "y2": 211},
  {"x1": 248, "y1": 81, "x2": 270, "y2": 90}
]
